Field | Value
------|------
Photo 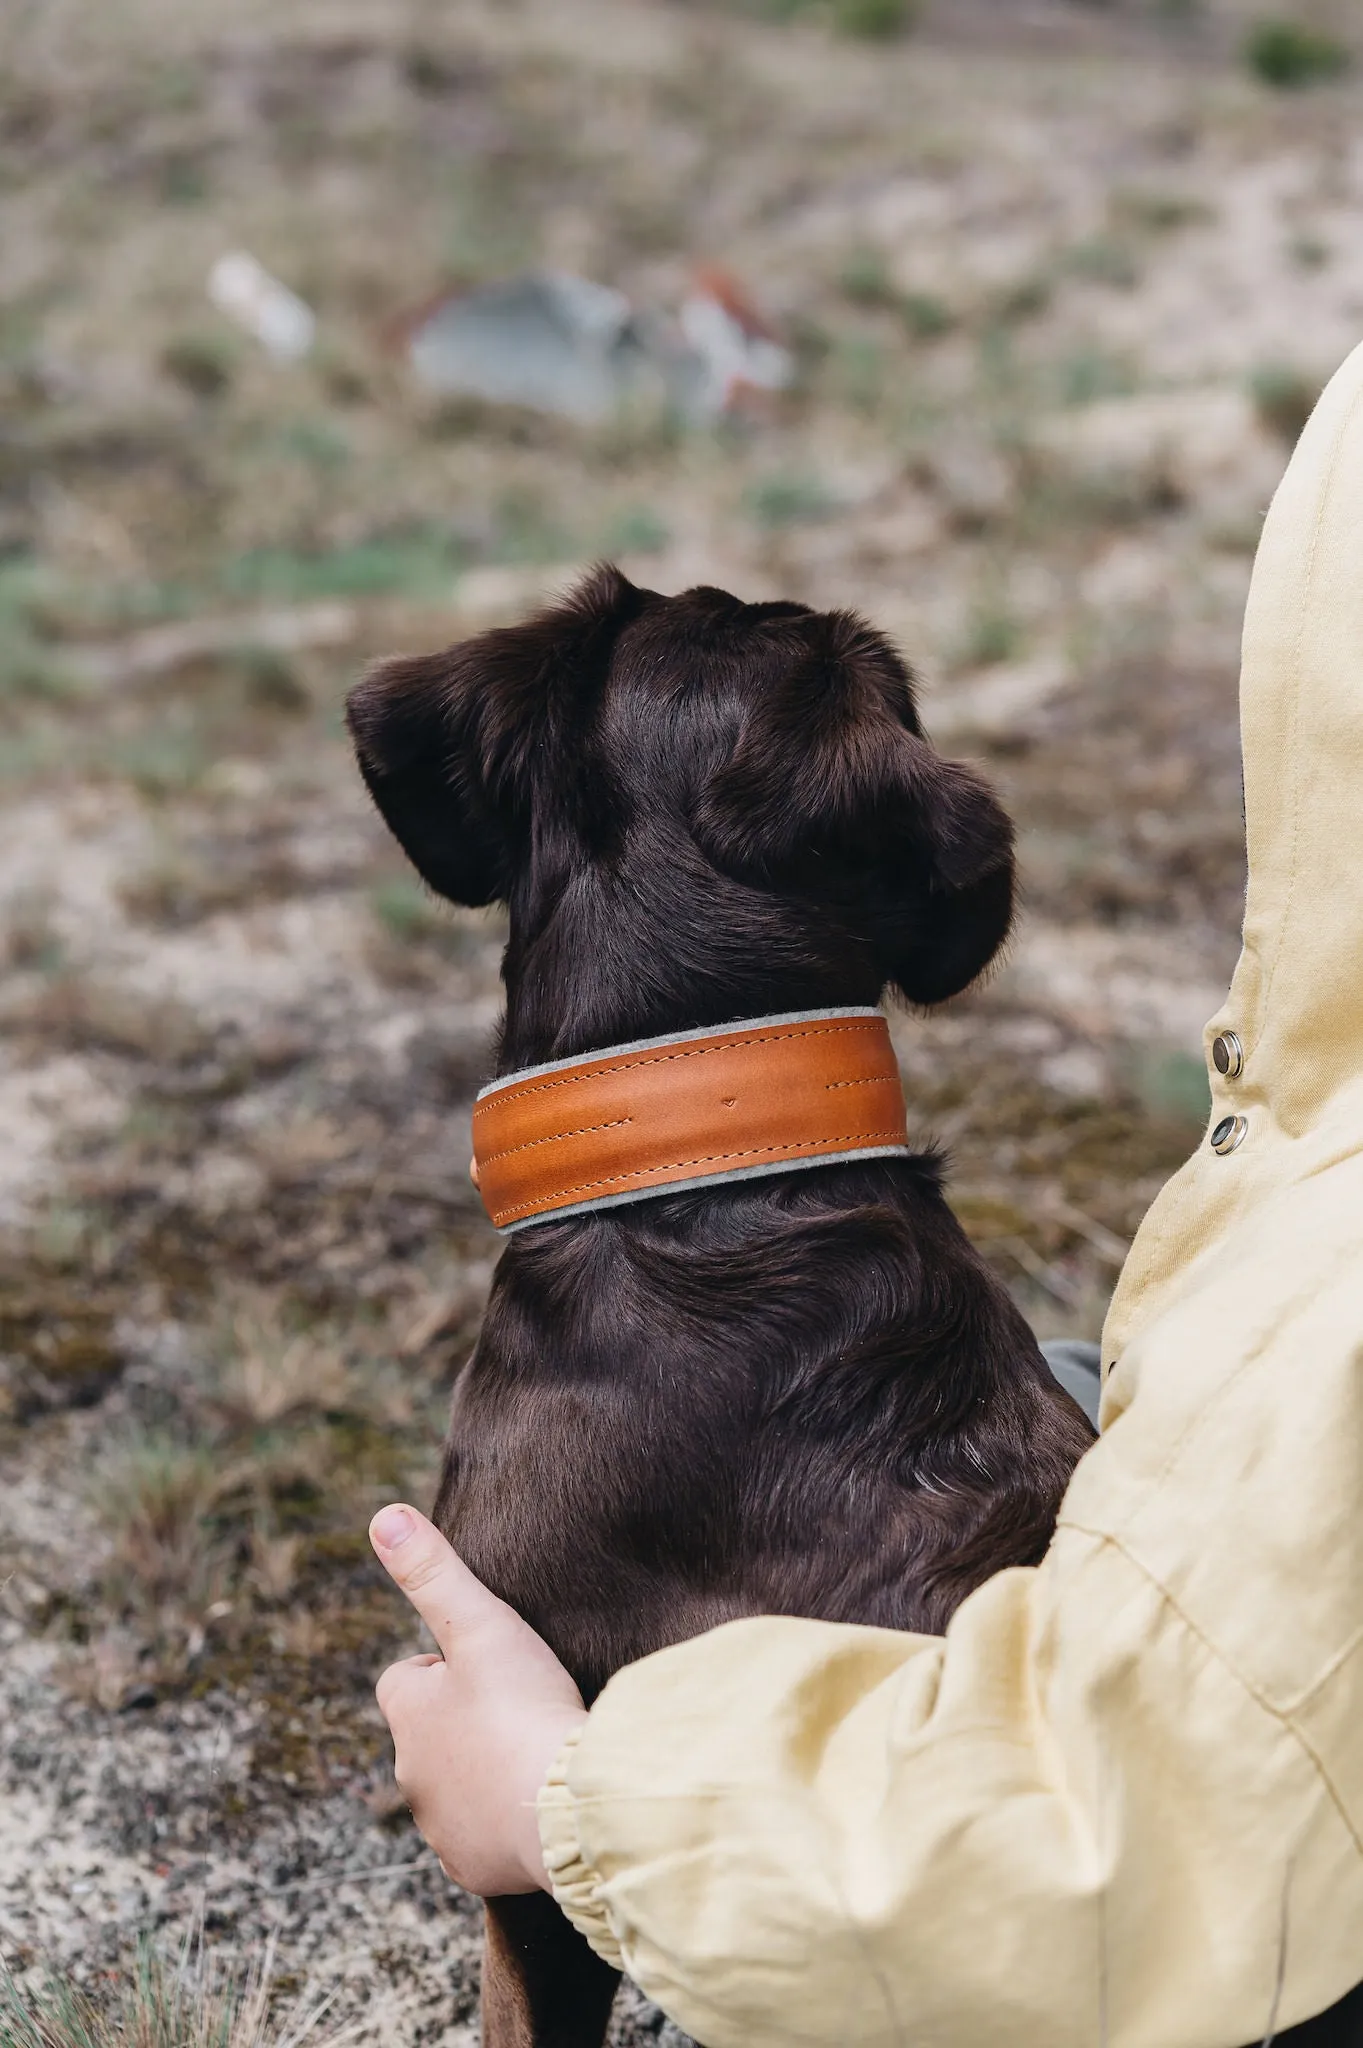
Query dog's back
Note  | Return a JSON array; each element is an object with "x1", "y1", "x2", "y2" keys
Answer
[{"x1": 435, "y1": 1157, "x2": 1088, "y2": 1702}]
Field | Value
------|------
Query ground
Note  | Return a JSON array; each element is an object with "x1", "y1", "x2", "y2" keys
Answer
[{"x1": 0, "y1": 0, "x2": 1359, "y2": 2037}]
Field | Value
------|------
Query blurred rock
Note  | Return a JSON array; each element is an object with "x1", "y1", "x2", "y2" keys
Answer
[
  {"x1": 407, "y1": 271, "x2": 665, "y2": 423},
  {"x1": 406, "y1": 267, "x2": 793, "y2": 424},
  {"x1": 208, "y1": 252, "x2": 316, "y2": 363}
]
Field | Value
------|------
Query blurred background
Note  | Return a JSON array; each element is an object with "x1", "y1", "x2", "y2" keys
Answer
[{"x1": 0, "y1": 0, "x2": 1358, "y2": 2036}]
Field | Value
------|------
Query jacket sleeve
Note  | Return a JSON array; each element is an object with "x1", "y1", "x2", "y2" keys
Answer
[{"x1": 537, "y1": 1179, "x2": 1363, "y2": 2048}]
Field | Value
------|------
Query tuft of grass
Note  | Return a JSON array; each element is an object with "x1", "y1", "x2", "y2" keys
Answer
[
  {"x1": 1056, "y1": 347, "x2": 1138, "y2": 409},
  {"x1": 160, "y1": 335, "x2": 236, "y2": 401},
  {"x1": 3, "y1": 888, "x2": 64, "y2": 974},
  {"x1": 1249, "y1": 362, "x2": 1320, "y2": 446},
  {"x1": 900, "y1": 289, "x2": 955, "y2": 339},
  {"x1": 838, "y1": 252, "x2": 954, "y2": 337},
  {"x1": 839, "y1": 246, "x2": 897, "y2": 308},
  {"x1": 836, "y1": 0, "x2": 911, "y2": 33},
  {"x1": 1063, "y1": 234, "x2": 1142, "y2": 291},
  {"x1": 159, "y1": 157, "x2": 212, "y2": 208},
  {"x1": 1287, "y1": 231, "x2": 1330, "y2": 271},
  {"x1": 0, "y1": 565, "x2": 90, "y2": 703},
  {"x1": 206, "y1": 1298, "x2": 358, "y2": 1431},
  {"x1": 0, "y1": 1922, "x2": 347, "y2": 2048},
  {"x1": 119, "y1": 849, "x2": 243, "y2": 930},
  {"x1": 228, "y1": 646, "x2": 312, "y2": 714},
  {"x1": 598, "y1": 504, "x2": 670, "y2": 556},
  {"x1": 93, "y1": 1433, "x2": 232, "y2": 1616},
  {"x1": 991, "y1": 273, "x2": 1052, "y2": 325},
  {"x1": 830, "y1": 334, "x2": 887, "y2": 414},
  {"x1": 952, "y1": 597, "x2": 1024, "y2": 672},
  {"x1": 108, "y1": 727, "x2": 209, "y2": 798},
  {"x1": 746, "y1": 470, "x2": 836, "y2": 529},
  {"x1": 219, "y1": 530, "x2": 463, "y2": 604},
  {"x1": 755, "y1": 0, "x2": 915, "y2": 35},
  {"x1": 1132, "y1": 1048, "x2": 1212, "y2": 1130},
  {"x1": 369, "y1": 875, "x2": 447, "y2": 946},
  {"x1": 1110, "y1": 186, "x2": 1214, "y2": 235},
  {"x1": 26, "y1": 975, "x2": 212, "y2": 1064},
  {"x1": 1245, "y1": 18, "x2": 1350, "y2": 88},
  {"x1": 490, "y1": 486, "x2": 578, "y2": 567},
  {"x1": 365, "y1": 875, "x2": 485, "y2": 983},
  {"x1": 269, "y1": 420, "x2": 351, "y2": 474}
]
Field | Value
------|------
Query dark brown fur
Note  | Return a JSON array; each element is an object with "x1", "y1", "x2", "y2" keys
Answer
[{"x1": 348, "y1": 568, "x2": 1099, "y2": 2047}]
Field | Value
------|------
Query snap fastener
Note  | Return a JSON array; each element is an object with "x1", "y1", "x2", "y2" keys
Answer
[
  {"x1": 1212, "y1": 1030, "x2": 1244, "y2": 1079},
  {"x1": 1210, "y1": 1113, "x2": 1248, "y2": 1156}
]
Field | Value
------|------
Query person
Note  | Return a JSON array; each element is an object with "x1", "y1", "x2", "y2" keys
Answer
[{"x1": 369, "y1": 335, "x2": 1363, "y2": 2047}]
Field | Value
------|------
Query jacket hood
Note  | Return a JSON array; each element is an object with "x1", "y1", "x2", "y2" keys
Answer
[{"x1": 1103, "y1": 335, "x2": 1363, "y2": 1394}]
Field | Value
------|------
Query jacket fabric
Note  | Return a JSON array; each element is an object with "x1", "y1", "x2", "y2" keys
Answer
[{"x1": 536, "y1": 336, "x2": 1363, "y2": 2047}]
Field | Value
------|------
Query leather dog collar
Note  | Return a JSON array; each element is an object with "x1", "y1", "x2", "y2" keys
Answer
[{"x1": 471, "y1": 1007, "x2": 910, "y2": 1232}]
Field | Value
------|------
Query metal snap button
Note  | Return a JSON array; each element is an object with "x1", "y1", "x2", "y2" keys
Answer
[
  {"x1": 1212, "y1": 1030, "x2": 1244, "y2": 1079},
  {"x1": 1210, "y1": 1113, "x2": 1248, "y2": 1156}
]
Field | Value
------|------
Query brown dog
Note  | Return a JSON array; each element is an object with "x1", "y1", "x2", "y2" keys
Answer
[{"x1": 348, "y1": 567, "x2": 1096, "y2": 2048}]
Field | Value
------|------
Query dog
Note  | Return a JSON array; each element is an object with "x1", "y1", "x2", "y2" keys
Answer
[{"x1": 348, "y1": 566, "x2": 1097, "y2": 2048}]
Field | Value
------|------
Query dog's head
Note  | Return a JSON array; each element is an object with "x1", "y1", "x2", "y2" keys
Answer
[{"x1": 346, "y1": 566, "x2": 1015, "y2": 1063}]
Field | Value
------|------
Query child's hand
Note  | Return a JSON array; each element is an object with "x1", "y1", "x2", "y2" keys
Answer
[{"x1": 370, "y1": 1504, "x2": 587, "y2": 1896}]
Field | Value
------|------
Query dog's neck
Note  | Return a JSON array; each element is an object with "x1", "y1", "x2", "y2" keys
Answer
[{"x1": 495, "y1": 856, "x2": 884, "y2": 1077}]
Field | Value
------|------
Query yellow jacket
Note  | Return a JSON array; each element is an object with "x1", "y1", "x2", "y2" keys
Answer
[{"x1": 536, "y1": 338, "x2": 1363, "y2": 2047}]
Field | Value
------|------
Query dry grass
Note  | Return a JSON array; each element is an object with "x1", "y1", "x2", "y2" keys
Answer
[
  {"x1": 0, "y1": 1923, "x2": 349, "y2": 2048},
  {"x1": 204, "y1": 1306, "x2": 358, "y2": 1432},
  {"x1": 94, "y1": 1434, "x2": 234, "y2": 1620},
  {"x1": 84, "y1": 1298, "x2": 428, "y2": 1669}
]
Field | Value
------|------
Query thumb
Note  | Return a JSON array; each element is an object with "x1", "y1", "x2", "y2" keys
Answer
[{"x1": 369, "y1": 1503, "x2": 512, "y2": 1658}]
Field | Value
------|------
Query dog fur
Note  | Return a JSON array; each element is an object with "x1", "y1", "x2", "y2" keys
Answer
[{"x1": 348, "y1": 567, "x2": 1097, "y2": 2047}]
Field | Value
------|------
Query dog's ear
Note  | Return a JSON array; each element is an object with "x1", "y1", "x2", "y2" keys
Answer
[
  {"x1": 346, "y1": 645, "x2": 507, "y2": 907},
  {"x1": 690, "y1": 610, "x2": 1014, "y2": 1004},
  {"x1": 345, "y1": 564, "x2": 645, "y2": 907}
]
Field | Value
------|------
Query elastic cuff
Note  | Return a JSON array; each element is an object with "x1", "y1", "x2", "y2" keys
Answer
[{"x1": 537, "y1": 1725, "x2": 625, "y2": 1969}]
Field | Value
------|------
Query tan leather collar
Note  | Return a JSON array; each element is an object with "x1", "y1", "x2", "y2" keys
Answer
[{"x1": 471, "y1": 1008, "x2": 910, "y2": 1231}]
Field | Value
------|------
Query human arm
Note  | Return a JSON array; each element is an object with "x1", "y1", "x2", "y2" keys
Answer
[
  {"x1": 370, "y1": 1205, "x2": 1363, "y2": 2048},
  {"x1": 529, "y1": 1151, "x2": 1363, "y2": 2048},
  {"x1": 372, "y1": 1209, "x2": 1363, "y2": 2048}
]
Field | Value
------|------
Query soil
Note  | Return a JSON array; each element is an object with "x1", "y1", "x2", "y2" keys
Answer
[{"x1": 2, "y1": 0, "x2": 1359, "y2": 2034}]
